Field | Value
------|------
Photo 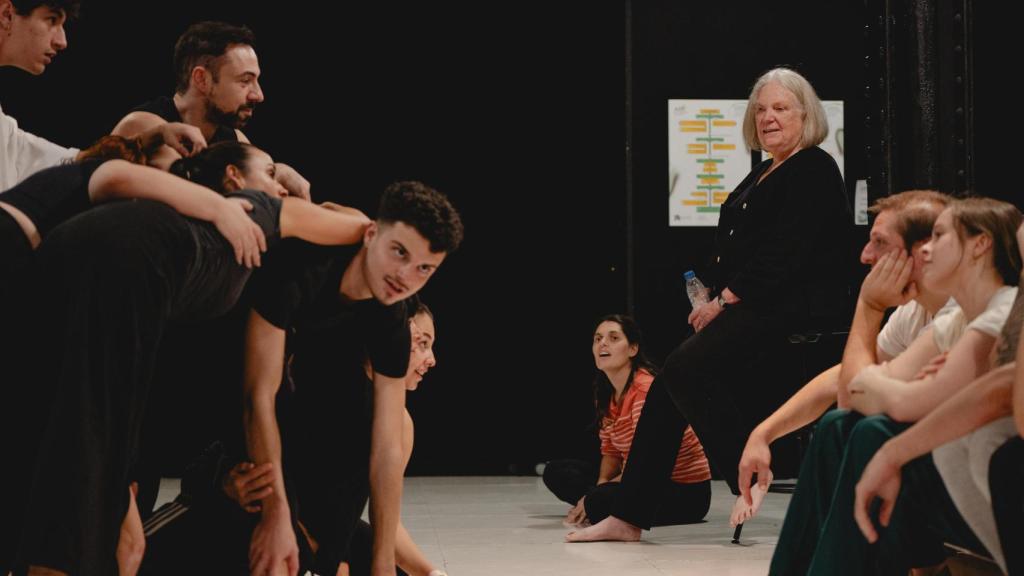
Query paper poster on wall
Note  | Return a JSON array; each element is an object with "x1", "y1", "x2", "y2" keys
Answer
[
  {"x1": 668, "y1": 99, "x2": 845, "y2": 227},
  {"x1": 668, "y1": 100, "x2": 750, "y2": 227}
]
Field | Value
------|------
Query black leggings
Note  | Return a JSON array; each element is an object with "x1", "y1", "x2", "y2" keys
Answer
[
  {"x1": 543, "y1": 459, "x2": 710, "y2": 525},
  {"x1": 610, "y1": 305, "x2": 795, "y2": 529}
]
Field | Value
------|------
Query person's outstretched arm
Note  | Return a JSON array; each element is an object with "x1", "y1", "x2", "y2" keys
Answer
[
  {"x1": 853, "y1": 362, "x2": 1015, "y2": 542},
  {"x1": 369, "y1": 373, "x2": 408, "y2": 576},
  {"x1": 739, "y1": 363, "x2": 840, "y2": 504},
  {"x1": 279, "y1": 197, "x2": 370, "y2": 246},
  {"x1": 88, "y1": 159, "x2": 265, "y2": 267},
  {"x1": 243, "y1": 310, "x2": 299, "y2": 576}
]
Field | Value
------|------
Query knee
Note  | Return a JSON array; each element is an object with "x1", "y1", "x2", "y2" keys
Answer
[
  {"x1": 542, "y1": 459, "x2": 584, "y2": 497},
  {"x1": 818, "y1": 408, "x2": 853, "y2": 430},
  {"x1": 541, "y1": 461, "x2": 566, "y2": 492},
  {"x1": 806, "y1": 409, "x2": 855, "y2": 451},
  {"x1": 847, "y1": 415, "x2": 900, "y2": 461}
]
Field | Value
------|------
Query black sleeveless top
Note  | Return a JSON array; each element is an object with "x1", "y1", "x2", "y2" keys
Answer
[{"x1": 131, "y1": 96, "x2": 239, "y2": 145}]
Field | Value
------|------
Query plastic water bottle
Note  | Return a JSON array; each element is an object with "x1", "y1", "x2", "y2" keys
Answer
[{"x1": 684, "y1": 270, "x2": 708, "y2": 308}]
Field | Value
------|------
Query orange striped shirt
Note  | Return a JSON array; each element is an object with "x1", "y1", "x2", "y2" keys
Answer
[{"x1": 598, "y1": 369, "x2": 711, "y2": 484}]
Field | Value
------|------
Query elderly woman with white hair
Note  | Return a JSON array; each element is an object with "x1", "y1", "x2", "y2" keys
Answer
[{"x1": 568, "y1": 67, "x2": 852, "y2": 543}]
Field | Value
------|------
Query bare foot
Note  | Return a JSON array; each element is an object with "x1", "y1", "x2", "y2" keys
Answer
[
  {"x1": 565, "y1": 516, "x2": 641, "y2": 542},
  {"x1": 730, "y1": 482, "x2": 769, "y2": 527}
]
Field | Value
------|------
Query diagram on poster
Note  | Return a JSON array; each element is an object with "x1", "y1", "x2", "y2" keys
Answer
[
  {"x1": 668, "y1": 99, "x2": 750, "y2": 227},
  {"x1": 668, "y1": 99, "x2": 845, "y2": 227}
]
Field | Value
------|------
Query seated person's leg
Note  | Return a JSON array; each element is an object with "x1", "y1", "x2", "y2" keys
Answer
[
  {"x1": 769, "y1": 409, "x2": 866, "y2": 576},
  {"x1": 803, "y1": 414, "x2": 945, "y2": 576},
  {"x1": 989, "y1": 436, "x2": 1024, "y2": 575},
  {"x1": 652, "y1": 480, "x2": 711, "y2": 527},
  {"x1": 542, "y1": 459, "x2": 598, "y2": 506}
]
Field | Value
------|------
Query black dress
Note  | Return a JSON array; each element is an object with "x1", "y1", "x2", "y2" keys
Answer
[{"x1": 6, "y1": 190, "x2": 281, "y2": 575}]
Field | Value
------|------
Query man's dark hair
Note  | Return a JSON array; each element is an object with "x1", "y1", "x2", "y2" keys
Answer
[
  {"x1": 173, "y1": 21, "x2": 256, "y2": 94},
  {"x1": 377, "y1": 181, "x2": 463, "y2": 254},
  {"x1": 12, "y1": 0, "x2": 80, "y2": 19}
]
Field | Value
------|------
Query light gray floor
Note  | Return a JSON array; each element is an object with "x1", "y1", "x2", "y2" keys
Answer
[{"x1": 157, "y1": 476, "x2": 790, "y2": 575}]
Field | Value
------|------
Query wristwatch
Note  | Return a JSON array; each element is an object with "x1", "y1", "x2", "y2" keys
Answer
[{"x1": 716, "y1": 294, "x2": 730, "y2": 309}]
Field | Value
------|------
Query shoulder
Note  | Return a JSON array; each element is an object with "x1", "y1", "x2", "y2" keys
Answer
[
  {"x1": 630, "y1": 369, "x2": 654, "y2": 394},
  {"x1": 786, "y1": 147, "x2": 841, "y2": 179},
  {"x1": 793, "y1": 146, "x2": 834, "y2": 165},
  {"x1": 111, "y1": 110, "x2": 167, "y2": 137},
  {"x1": 970, "y1": 286, "x2": 1020, "y2": 335},
  {"x1": 889, "y1": 300, "x2": 924, "y2": 326},
  {"x1": 228, "y1": 189, "x2": 281, "y2": 213},
  {"x1": 0, "y1": 102, "x2": 14, "y2": 128}
]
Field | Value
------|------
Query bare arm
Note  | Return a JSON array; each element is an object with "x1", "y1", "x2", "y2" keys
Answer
[
  {"x1": 876, "y1": 325, "x2": 944, "y2": 382},
  {"x1": 738, "y1": 363, "x2": 839, "y2": 503},
  {"x1": 838, "y1": 250, "x2": 916, "y2": 407},
  {"x1": 757, "y1": 363, "x2": 840, "y2": 444},
  {"x1": 850, "y1": 328, "x2": 996, "y2": 422},
  {"x1": 894, "y1": 329, "x2": 995, "y2": 421},
  {"x1": 88, "y1": 160, "x2": 266, "y2": 267},
  {"x1": 838, "y1": 300, "x2": 888, "y2": 408},
  {"x1": 596, "y1": 455, "x2": 624, "y2": 485},
  {"x1": 853, "y1": 362, "x2": 1015, "y2": 542},
  {"x1": 392, "y1": 410, "x2": 438, "y2": 576},
  {"x1": 887, "y1": 363, "x2": 1014, "y2": 465},
  {"x1": 370, "y1": 373, "x2": 408, "y2": 576},
  {"x1": 110, "y1": 111, "x2": 183, "y2": 170},
  {"x1": 279, "y1": 197, "x2": 371, "y2": 245},
  {"x1": 243, "y1": 310, "x2": 299, "y2": 575}
]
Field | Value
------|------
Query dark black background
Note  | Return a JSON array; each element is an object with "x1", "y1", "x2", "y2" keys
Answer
[{"x1": 3, "y1": 1, "x2": 1012, "y2": 475}]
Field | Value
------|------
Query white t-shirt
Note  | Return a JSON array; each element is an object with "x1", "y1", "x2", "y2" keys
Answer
[
  {"x1": 931, "y1": 285, "x2": 1021, "y2": 571},
  {"x1": 876, "y1": 298, "x2": 957, "y2": 357},
  {"x1": 1, "y1": 102, "x2": 78, "y2": 191},
  {"x1": 932, "y1": 286, "x2": 1018, "y2": 353}
]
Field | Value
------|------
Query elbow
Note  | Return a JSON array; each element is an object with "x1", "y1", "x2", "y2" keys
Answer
[
  {"x1": 243, "y1": 388, "x2": 274, "y2": 421},
  {"x1": 985, "y1": 378, "x2": 1013, "y2": 416},
  {"x1": 885, "y1": 397, "x2": 916, "y2": 423}
]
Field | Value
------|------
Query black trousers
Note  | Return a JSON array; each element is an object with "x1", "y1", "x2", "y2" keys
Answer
[
  {"x1": 990, "y1": 436, "x2": 1024, "y2": 576},
  {"x1": 543, "y1": 458, "x2": 710, "y2": 525},
  {"x1": 611, "y1": 305, "x2": 794, "y2": 529}
]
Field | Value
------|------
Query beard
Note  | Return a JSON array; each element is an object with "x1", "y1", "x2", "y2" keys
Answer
[{"x1": 206, "y1": 101, "x2": 256, "y2": 130}]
